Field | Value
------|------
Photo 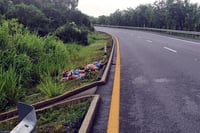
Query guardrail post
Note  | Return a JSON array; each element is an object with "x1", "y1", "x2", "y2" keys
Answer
[
  {"x1": 10, "y1": 102, "x2": 37, "y2": 133},
  {"x1": 104, "y1": 44, "x2": 107, "y2": 58}
]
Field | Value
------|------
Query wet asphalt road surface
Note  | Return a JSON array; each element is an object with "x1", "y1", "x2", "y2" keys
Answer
[{"x1": 95, "y1": 27, "x2": 200, "y2": 133}]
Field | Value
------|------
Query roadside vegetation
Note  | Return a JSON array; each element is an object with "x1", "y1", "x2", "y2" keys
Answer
[
  {"x1": 94, "y1": 0, "x2": 200, "y2": 31},
  {"x1": 0, "y1": 0, "x2": 93, "y2": 42},
  {"x1": 0, "y1": 0, "x2": 111, "y2": 131},
  {"x1": 0, "y1": 98, "x2": 92, "y2": 132},
  {"x1": 0, "y1": 19, "x2": 111, "y2": 112},
  {"x1": 0, "y1": 0, "x2": 113, "y2": 112}
]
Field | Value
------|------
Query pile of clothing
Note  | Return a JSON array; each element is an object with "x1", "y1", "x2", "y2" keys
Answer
[{"x1": 60, "y1": 61, "x2": 105, "y2": 82}]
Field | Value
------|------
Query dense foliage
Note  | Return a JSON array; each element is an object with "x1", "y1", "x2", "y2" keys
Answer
[
  {"x1": 94, "y1": 0, "x2": 200, "y2": 31},
  {"x1": 0, "y1": 19, "x2": 83, "y2": 110},
  {"x1": 0, "y1": 18, "x2": 110, "y2": 111},
  {"x1": 0, "y1": 0, "x2": 93, "y2": 44},
  {"x1": 0, "y1": 0, "x2": 112, "y2": 113}
]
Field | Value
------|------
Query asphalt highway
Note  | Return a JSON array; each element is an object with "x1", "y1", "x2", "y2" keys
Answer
[{"x1": 95, "y1": 27, "x2": 200, "y2": 133}]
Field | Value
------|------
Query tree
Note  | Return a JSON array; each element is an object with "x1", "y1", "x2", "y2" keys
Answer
[
  {"x1": 53, "y1": 0, "x2": 79, "y2": 10},
  {"x1": 7, "y1": 4, "x2": 49, "y2": 35},
  {"x1": 55, "y1": 22, "x2": 88, "y2": 45},
  {"x1": 67, "y1": 10, "x2": 92, "y2": 28},
  {"x1": 121, "y1": 8, "x2": 136, "y2": 26},
  {"x1": 11, "y1": 0, "x2": 79, "y2": 9},
  {"x1": 96, "y1": 15, "x2": 109, "y2": 25},
  {"x1": 0, "y1": 0, "x2": 12, "y2": 15},
  {"x1": 95, "y1": 0, "x2": 200, "y2": 31},
  {"x1": 1, "y1": 0, "x2": 93, "y2": 38},
  {"x1": 110, "y1": 9, "x2": 123, "y2": 25},
  {"x1": 183, "y1": 1, "x2": 200, "y2": 31},
  {"x1": 42, "y1": 6, "x2": 65, "y2": 31},
  {"x1": 134, "y1": 4, "x2": 154, "y2": 27}
]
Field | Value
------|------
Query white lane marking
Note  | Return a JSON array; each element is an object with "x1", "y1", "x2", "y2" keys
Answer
[
  {"x1": 154, "y1": 78, "x2": 170, "y2": 83},
  {"x1": 156, "y1": 34, "x2": 200, "y2": 45},
  {"x1": 166, "y1": 36, "x2": 200, "y2": 45},
  {"x1": 146, "y1": 40, "x2": 153, "y2": 43},
  {"x1": 164, "y1": 47, "x2": 177, "y2": 53}
]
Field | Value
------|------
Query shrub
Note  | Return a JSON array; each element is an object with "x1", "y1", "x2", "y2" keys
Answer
[
  {"x1": 14, "y1": 32, "x2": 44, "y2": 64},
  {"x1": 0, "y1": 19, "x2": 102, "y2": 110},
  {"x1": 0, "y1": 49, "x2": 16, "y2": 70},
  {"x1": 0, "y1": 76, "x2": 8, "y2": 111},
  {"x1": 0, "y1": 67, "x2": 24, "y2": 111},
  {"x1": 13, "y1": 54, "x2": 32, "y2": 87},
  {"x1": 0, "y1": 49, "x2": 32, "y2": 87},
  {"x1": 38, "y1": 77, "x2": 64, "y2": 98},
  {"x1": 0, "y1": 21, "x2": 9, "y2": 49},
  {"x1": 38, "y1": 36, "x2": 70, "y2": 77},
  {"x1": 0, "y1": 0, "x2": 10, "y2": 15},
  {"x1": 55, "y1": 22, "x2": 88, "y2": 45}
]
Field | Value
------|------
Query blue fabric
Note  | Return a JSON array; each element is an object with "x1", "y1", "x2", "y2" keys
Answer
[
  {"x1": 72, "y1": 70, "x2": 80, "y2": 75},
  {"x1": 94, "y1": 62, "x2": 101, "y2": 69}
]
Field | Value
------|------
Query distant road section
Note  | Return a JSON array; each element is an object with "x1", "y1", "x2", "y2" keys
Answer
[{"x1": 96, "y1": 27, "x2": 200, "y2": 133}]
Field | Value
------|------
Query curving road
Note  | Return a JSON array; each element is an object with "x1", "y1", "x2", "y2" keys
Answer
[{"x1": 96, "y1": 27, "x2": 200, "y2": 133}]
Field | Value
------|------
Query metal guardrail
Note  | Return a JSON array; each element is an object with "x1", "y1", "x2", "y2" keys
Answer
[
  {"x1": 0, "y1": 102, "x2": 37, "y2": 133},
  {"x1": 11, "y1": 102, "x2": 37, "y2": 133},
  {"x1": 95, "y1": 25, "x2": 200, "y2": 37}
]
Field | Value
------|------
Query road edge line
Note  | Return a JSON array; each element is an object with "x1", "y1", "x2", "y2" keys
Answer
[{"x1": 107, "y1": 36, "x2": 120, "y2": 133}]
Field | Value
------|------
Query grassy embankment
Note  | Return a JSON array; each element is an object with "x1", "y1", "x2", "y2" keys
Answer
[{"x1": 0, "y1": 19, "x2": 112, "y2": 112}]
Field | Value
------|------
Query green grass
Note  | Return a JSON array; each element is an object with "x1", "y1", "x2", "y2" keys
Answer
[
  {"x1": 7, "y1": 32, "x2": 111, "y2": 110},
  {"x1": 0, "y1": 18, "x2": 112, "y2": 112},
  {"x1": 66, "y1": 32, "x2": 111, "y2": 68},
  {"x1": 0, "y1": 98, "x2": 92, "y2": 132},
  {"x1": 38, "y1": 76, "x2": 65, "y2": 98},
  {"x1": 0, "y1": 67, "x2": 24, "y2": 111},
  {"x1": 0, "y1": 20, "x2": 110, "y2": 132},
  {"x1": 37, "y1": 98, "x2": 91, "y2": 133},
  {"x1": 30, "y1": 32, "x2": 111, "y2": 102}
]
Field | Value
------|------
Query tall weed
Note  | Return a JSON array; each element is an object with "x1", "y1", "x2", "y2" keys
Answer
[
  {"x1": 0, "y1": 72, "x2": 8, "y2": 111},
  {"x1": 13, "y1": 54, "x2": 32, "y2": 86},
  {"x1": 0, "y1": 20, "x2": 110, "y2": 109},
  {"x1": 0, "y1": 21, "x2": 9, "y2": 49},
  {"x1": 38, "y1": 76, "x2": 64, "y2": 98},
  {"x1": 0, "y1": 67, "x2": 24, "y2": 111}
]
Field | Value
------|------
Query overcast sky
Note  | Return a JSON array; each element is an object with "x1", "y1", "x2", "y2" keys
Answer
[{"x1": 78, "y1": 0, "x2": 200, "y2": 17}]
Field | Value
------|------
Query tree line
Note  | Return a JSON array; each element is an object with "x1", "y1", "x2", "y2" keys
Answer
[
  {"x1": 93, "y1": 0, "x2": 200, "y2": 31},
  {"x1": 0, "y1": 0, "x2": 93, "y2": 45}
]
